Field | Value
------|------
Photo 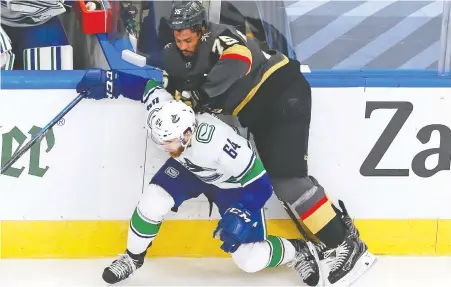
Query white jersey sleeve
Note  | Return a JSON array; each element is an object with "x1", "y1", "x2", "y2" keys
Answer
[
  {"x1": 142, "y1": 81, "x2": 173, "y2": 130},
  {"x1": 142, "y1": 82, "x2": 173, "y2": 112}
]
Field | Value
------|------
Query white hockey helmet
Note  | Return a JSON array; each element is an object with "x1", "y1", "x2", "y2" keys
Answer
[{"x1": 149, "y1": 100, "x2": 196, "y2": 150}]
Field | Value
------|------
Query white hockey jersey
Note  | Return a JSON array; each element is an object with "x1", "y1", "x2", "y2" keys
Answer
[{"x1": 143, "y1": 83, "x2": 266, "y2": 189}]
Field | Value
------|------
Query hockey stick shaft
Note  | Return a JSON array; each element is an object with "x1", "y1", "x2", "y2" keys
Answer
[{"x1": 1, "y1": 92, "x2": 86, "y2": 175}]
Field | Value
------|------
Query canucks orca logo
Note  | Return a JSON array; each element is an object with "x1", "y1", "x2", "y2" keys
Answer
[
  {"x1": 181, "y1": 158, "x2": 215, "y2": 173},
  {"x1": 180, "y1": 158, "x2": 223, "y2": 182},
  {"x1": 171, "y1": 114, "x2": 180, "y2": 123}
]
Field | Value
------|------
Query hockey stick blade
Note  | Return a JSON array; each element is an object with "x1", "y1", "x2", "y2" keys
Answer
[{"x1": 1, "y1": 92, "x2": 86, "y2": 175}]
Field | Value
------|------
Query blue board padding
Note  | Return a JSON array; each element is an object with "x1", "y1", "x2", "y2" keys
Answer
[
  {"x1": 2, "y1": 69, "x2": 450, "y2": 90},
  {"x1": 1, "y1": 70, "x2": 86, "y2": 89},
  {"x1": 305, "y1": 69, "x2": 451, "y2": 87},
  {"x1": 0, "y1": 69, "x2": 162, "y2": 89}
]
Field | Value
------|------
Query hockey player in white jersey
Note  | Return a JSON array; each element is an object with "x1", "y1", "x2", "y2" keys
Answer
[
  {"x1": 76, "y1": 69, "x2": 375, "y2": 286},
  {"x1": 113, "y1": 88, "x2": 327, "y2": 285},
  {"x1": 76, "y1": 71, "x2": 323, "y2": 286}
]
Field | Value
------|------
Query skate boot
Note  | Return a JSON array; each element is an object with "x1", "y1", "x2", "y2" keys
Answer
[
  {"x1": 313, "y1": 200, "x2": 358, "y2": 268},
  {"x1": 287, "y1": 239, "x2": 323, "y2": 287},
  {"x1": 332, "y1": 200, "x2": 359, "y2": 237},
  {"x1": 315, "y1": 241, "x2": 335, "y2": 264},
  {"x1": 102, "y1": 249, "x2": 145, "y2": 284},
  {"x1": 327, "y1": 202, "x2": 376, "y2": 286}
]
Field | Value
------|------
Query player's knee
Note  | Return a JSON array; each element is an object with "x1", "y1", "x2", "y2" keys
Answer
[
  {"x1": 232, "y1": 242, "x2": 269, "y2": 273},
  {"x1": 137, "y1": 184, "x2": 175, "y2": 222}
]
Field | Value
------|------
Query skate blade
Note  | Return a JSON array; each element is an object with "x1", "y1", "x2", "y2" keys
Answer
[{"x1": 327, "y1": 251, "x2": 376, "y2": 287}]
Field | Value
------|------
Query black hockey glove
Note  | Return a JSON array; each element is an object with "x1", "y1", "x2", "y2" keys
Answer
[
  {"x1": 178, "y1": 89, "x2": 212, "y2": 113},
  {"x1": 190, "y1": 89, "x2": 212, "y2": 113}
]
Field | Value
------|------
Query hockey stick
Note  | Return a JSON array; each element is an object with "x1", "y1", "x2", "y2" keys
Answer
[{"x1": 1, "y1": 92, "x2": 87, "y2": 175}]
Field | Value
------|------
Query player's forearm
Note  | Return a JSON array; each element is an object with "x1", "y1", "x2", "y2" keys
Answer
[
  {"x1": 76, "y1": 69, "x2": 152, "y2": 102},
  {"x1": 112, "y1": 75, "x2": 173, "y2": 114},
  {"x1": 111, "y1": 71, "x2": 149, "y2": 102},
  {"x1": 142, "y1": 80, "x2": 174, "y2": 112}
]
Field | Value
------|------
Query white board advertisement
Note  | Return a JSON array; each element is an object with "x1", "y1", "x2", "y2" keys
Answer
[
  {"x1": 1, "y1": 88, "x2": 450, "y2": 220},
  {"x1": 0, "y1": 90, "x2": 147, "y2": 220}
]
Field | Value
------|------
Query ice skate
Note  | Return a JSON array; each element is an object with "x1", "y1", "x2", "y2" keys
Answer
[
  {"x1": 315, "y1": 241, "x2": 336, "y2": 265},
  {"x1": 332, "y1": 200, "x2": 360, "y2": 238},
  {"x1": 327, "y1": 201, "x2": 376, "y2": 286},
  {"x1": 288, "y1": 239, "x2": 323, "y2": 287},
  {"x1": 102, "y1": 250, "x2": 144, "y2": 284},
  {"x1": 316, "y1": 199, "x2": 361, "y2": 268}
]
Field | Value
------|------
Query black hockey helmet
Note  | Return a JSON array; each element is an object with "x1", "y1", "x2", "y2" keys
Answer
[{"x1": 168, "y1": 1, "x2": 207, "y2": 30}]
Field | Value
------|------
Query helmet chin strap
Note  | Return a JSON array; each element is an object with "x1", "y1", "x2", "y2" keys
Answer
[{"x1": 180, "y1": 135, "x2": 191, "y2": 149}]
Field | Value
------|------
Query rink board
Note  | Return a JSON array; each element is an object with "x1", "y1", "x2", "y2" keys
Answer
[
  {"x1": 1, "y1": 219, "x2": 451, "y2": 258},
  {"x1": 1, "y1": 71, "x2": 451, "y2": 258}
]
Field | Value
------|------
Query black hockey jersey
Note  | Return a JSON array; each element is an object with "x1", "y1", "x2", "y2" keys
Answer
[{"x1": 163, "y1": 22, "x2": 289, "y2": 117}]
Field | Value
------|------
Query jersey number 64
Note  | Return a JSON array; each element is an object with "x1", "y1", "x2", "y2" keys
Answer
[{"x1": 223, "y1": 138, "x2": 241, "y2": 159}]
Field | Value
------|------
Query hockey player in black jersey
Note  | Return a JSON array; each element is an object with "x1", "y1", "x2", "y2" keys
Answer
[
  {"x1": 75, "y1": 1, "x2": 376, "y2": 285},
  {"x1": 159, "y1": 1, "x2": 376, "y2": 286}
]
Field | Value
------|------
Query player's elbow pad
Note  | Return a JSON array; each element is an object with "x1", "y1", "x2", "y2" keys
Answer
[{"x1": 238, "y1": 173, "x2": 273, "y2": 212}]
